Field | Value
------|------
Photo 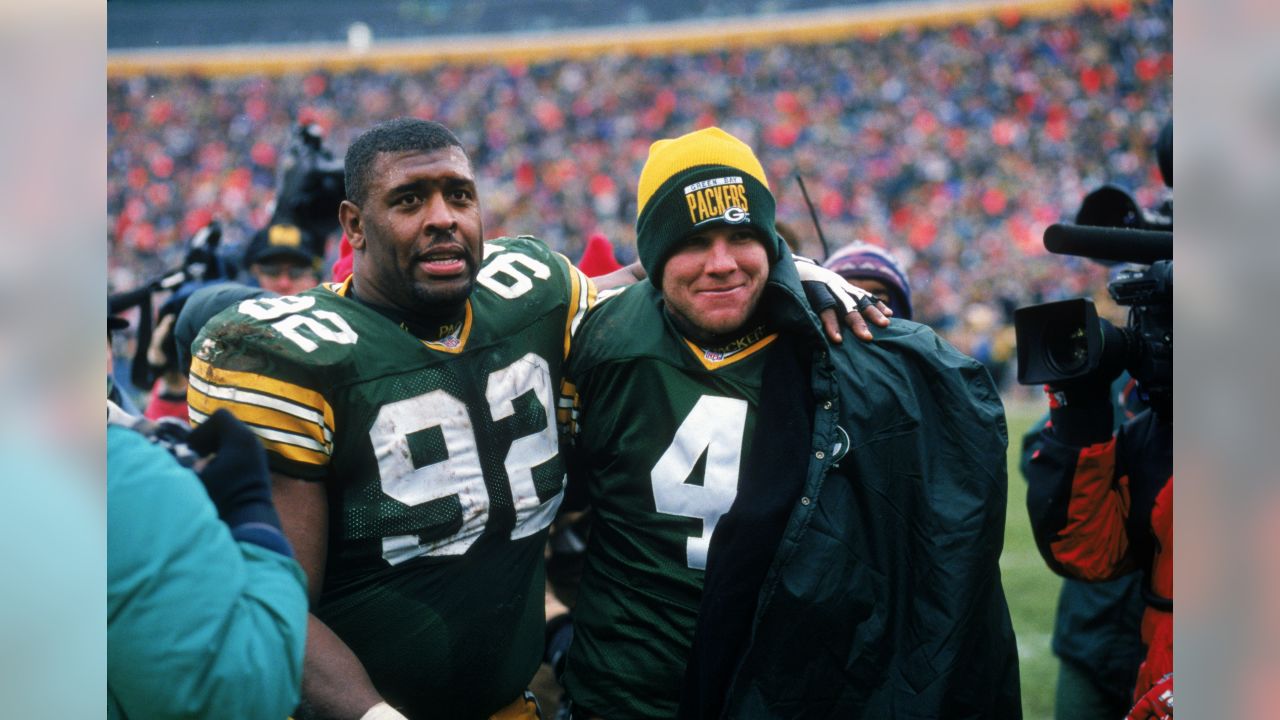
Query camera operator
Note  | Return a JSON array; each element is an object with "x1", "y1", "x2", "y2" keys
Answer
[
  {"x1": 1021, "y1": 367, "x2": 1148, "y2": 720},
  {"x1": 111, "y1": 222, "x2": 234, "y2": 422},
  {"x1": 1022, "y1": 120, "x2": 1173, "y2": 720},
  {"x1": 241, "y1": 122, "x2": 346, "y2": 295},
  {"x1": 1025, "y1": 364, "x2": 1171, "y2": 718},
  {"x1": 115, "y1": 122, "x2": 344, "y2": 422},
  {"x1": 242, "y1": 123, "x2": 344, "y2": 295}
]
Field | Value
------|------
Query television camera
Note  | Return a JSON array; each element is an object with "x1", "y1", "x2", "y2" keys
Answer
[
  {"x1": 272, "y1": 123, "x2": 346, "y2": 241},
  {"x1": 1014, "y1": 122, "x2": 1172, "y2": 413}
]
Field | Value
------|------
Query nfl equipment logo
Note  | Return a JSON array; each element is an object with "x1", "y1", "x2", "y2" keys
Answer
[
  {"x1": 443, "y1": 336, "x2": 460, "y2": 348},
  {"x1": 703, "y1": 350, "x2": 724, "y2": 362}
]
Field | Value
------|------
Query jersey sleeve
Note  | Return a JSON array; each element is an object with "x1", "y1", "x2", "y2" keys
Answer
[
  {"x1": 186, "y1": 308, "x2": 336, "y2": 481},
  {"x1": 485, "y1": 237, "x2": 598, "y2": 441},
  {"x1": 551, "y1": 249, "x2": 598, "y2": 359}
]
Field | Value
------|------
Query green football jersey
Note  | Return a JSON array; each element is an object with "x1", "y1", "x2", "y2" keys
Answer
[
  {"x1": 189, "y1": 236, "x2": 595, "y2": 720},
  {"x1": 561, "y1": 283, "x2": 775, "y2": 719}
]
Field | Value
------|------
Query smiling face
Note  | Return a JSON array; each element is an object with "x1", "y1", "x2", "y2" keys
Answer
[
  {"x1": 660, "y1": 226, "x2": 770, "y2": 338},
  {"x1": 339, "y1": 146, "x2": 484, "y2": 316}
]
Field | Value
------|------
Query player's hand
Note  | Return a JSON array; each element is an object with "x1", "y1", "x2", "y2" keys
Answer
[
  {"x1": 187, "y1": 408, "x2": 281, "y2": 533},
  {"x1": 1126, "y1": 672, "x2": 1172, "y2": 720},
  {"x1": 793, "y1": 256, "x2": 892, "y2": 343}
]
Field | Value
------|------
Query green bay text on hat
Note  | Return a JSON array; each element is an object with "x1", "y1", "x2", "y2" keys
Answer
[{"x1": 635, "y1": 127, "x2": 781, "y2": 286}]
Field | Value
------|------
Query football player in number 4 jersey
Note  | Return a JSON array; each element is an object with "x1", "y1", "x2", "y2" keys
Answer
[
  {"x1": 188, "y1": 119, "x2": 885, "y2": 720},
  {"x1": 562, "y1": 127, "x2": 1019, "y2": 719}
]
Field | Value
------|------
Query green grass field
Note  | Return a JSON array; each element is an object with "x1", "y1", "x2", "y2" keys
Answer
[{"x1": 1000, "y1": 398, "x2": 1060, "y2": 720}]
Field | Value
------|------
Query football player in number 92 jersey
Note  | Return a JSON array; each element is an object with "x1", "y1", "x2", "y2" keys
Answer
[{"x1": 189, "y1": 119, "x2": 606, "y2": 720}]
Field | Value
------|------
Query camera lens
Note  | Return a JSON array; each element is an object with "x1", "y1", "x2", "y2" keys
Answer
[{"x1": 1045, "y1": 323, "x2": 1089, "y2": 377}]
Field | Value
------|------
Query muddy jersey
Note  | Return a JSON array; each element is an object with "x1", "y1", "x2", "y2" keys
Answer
[{"x1": 189, "y1": 236, "x2": 594, "y2": 719}]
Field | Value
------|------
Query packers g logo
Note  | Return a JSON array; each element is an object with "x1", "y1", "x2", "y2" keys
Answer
[{"x1": 722, "y1": 207, "x2": 747, "y2": 223}]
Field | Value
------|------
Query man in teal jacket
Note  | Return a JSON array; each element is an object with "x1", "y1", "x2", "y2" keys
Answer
[
  {"x1": 108, "y1": 408, "x2": 308, "y2": 719},
  {"x1": 562, "y1": 127, "x2": 1019, "y2": 718}
]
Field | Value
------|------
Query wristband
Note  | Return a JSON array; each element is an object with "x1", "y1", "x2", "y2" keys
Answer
[{"x1": 359, "y1": 702, "x2": 410, "y2": 720}]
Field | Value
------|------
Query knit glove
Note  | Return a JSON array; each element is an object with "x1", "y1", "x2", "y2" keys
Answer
[
  {"x1": 187, "y1": 409, "x2": 293, "y2": 557},
  {"x1": 794, "y1": 255, "x2": 893, "y2": 320}
]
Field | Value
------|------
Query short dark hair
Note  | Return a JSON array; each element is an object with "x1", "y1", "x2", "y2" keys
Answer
[{"x1": 344, "y1": 118, "x2": 466, "y2": 205}]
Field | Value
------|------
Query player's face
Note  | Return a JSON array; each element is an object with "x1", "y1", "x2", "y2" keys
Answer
[
  {"x1": 342, "y1": 147, "x2": 484, "y2": 315},
  {"x1": 661, "y1": 227, "x2": 770, "y2": 337}
]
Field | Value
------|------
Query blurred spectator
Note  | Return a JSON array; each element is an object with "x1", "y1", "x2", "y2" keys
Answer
[
  {"x1": 331, "y1": 232, "x2": 354, "y2": 281},
  {"x1": 823, "y1": 240, "x2": 913, "y2": 319},
  {"x1": 243, "y1": 221, "x2": 323, "y2": 295},
  {"x1": 141, "y1": 291, "x2": 195, "y2": 422},
  {"x1": 108, "y1": 315, "x2": 142, "y2": 416}
]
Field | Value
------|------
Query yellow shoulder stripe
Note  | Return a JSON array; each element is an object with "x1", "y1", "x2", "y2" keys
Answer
[
  {"x1": 189, "y1": 407, "x2": 330, "y2": 466},
  {"x1": 188, "y1": 385, "x2": 332, "y2": 451},
  {"x1": 190, "y1": 356, "x2": 334, "y2": 430},
  {"x1": 559, "y1": 252, "x2": 598, "y2": 359}
]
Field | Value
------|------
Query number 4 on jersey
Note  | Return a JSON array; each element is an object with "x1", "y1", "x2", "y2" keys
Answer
[{"x1": 651, "y1": 396, "x2": 747, "y2": 570}]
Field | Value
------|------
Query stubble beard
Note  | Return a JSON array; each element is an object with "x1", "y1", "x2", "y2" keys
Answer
[{"x1": 404, "y1": 257, "x2": 479, "y2": 319}]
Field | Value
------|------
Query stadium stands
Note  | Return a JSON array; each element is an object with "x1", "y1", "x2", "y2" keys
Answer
[{"x1": 107, "y1": 0, "x2": 1171, "y2": 389}]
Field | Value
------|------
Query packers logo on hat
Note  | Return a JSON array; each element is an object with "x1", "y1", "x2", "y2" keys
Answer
[{"x1": 682, "y1": 175, "x2": 752, "y2": 227}]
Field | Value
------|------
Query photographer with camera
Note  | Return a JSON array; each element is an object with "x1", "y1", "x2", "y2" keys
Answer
[
  {"x1": 111, "y1": 122, "x2": 345, "y2": 423},
  {"x1": 241, "y1": 123, "x2": 346, "y2": 295},
  {"x1": 1021, "y1": 122, "x2": 1173, "y2": 719}
]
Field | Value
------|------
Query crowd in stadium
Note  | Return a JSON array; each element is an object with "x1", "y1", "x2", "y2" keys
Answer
[{"x1": 108, "y1": 0, "x2": 1169, "y2": 392}]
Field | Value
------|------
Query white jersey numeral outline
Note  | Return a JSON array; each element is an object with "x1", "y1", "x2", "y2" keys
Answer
[
  {"x1": 651, "y1": 395, "x2": 748, "y2": 570},
  {"x1": 372, "y1": 352, "x2": 565, "y2": 563},
  {"x1": 237, "y1": 296, "x2": 358, "y2": 352}
]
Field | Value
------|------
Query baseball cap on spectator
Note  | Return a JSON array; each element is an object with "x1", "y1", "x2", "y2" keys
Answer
[
  {"x1": 576, "y1": 232, "x2": 623, "y2": 278},
  {"x1": 242, "y1": 222, "x2": 322, "y2": 271},
  {"x1": 823, "y1": 242, "x2": 913, "y2": 320}
]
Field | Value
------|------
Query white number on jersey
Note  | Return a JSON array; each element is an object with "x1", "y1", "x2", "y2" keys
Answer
[
  {"x1": 237, "y1": 296, "x2": 358, "y2": 353},
  {"x1": 651, "y1": 395, "x2": 748, "y2": 569},
  {"x1": 476, "y1": 251, "x2": 552, "y2": 299},
  {"x1": 372, "y1": 353, "x2": 565, "y2": 563}
]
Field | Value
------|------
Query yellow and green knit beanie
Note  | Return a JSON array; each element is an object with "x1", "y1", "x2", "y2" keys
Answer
[{"x1": 635, "y1": 127, "x2": 781, "y2": 286}]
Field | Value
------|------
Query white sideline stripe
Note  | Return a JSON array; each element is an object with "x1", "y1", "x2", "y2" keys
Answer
[
  {"x1": 190, "y1": 374, "x2": 332, "y2": 441},
  {"x1": 189, "y1": 408, "x2": 329, "y2": 454}
]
